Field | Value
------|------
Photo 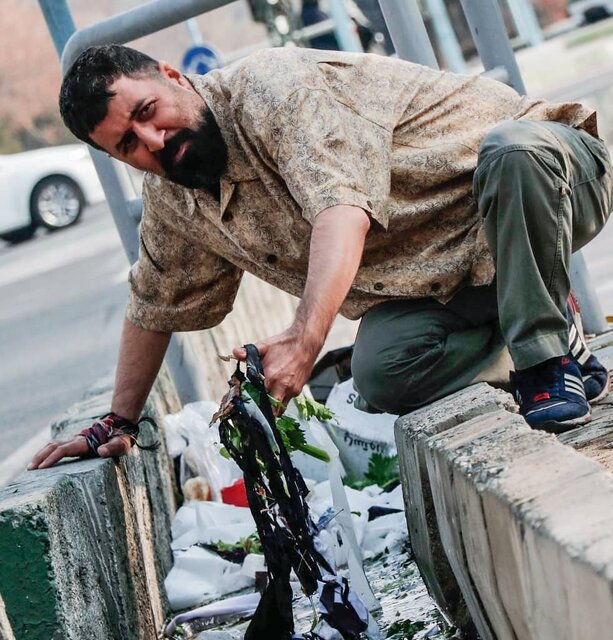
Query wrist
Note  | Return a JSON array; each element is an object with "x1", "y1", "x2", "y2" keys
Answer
[{"x1": 289, "y1": 320, "x2": 325, "y2": 357}]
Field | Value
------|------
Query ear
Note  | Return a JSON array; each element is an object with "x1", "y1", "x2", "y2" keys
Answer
[{"x1": 158, "y1": 61, "x2": 183, "y2": 83}]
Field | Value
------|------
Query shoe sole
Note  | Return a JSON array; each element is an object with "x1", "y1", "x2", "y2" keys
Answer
[{"x1": 534, "y1": 413, "x2": 592, "y2": 435}]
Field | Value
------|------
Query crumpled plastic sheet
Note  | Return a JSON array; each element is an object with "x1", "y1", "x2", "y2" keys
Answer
[{"x1": 164, "y1": 401, "x2": 242, "y2": 501}]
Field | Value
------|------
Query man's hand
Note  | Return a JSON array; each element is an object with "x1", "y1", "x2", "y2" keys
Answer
[
  {"x1": 28, "y1": 433, "x2": 132, "y2": 470},
  {"x1": 233, "y1": 325, "x2": 322, "y2": 413}
]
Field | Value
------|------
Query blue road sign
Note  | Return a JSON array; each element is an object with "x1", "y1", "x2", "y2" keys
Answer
[{"x1": 182, "y1": 44, "x2": 222, "y2": 75}]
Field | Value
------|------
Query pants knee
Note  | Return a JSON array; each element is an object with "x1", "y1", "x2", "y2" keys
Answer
[{"x1": 352, "y1": 334, "x2": 446, "y2": 415}]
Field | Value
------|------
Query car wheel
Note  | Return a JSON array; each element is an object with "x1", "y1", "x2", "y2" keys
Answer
[
  {"x1": 0, "y1": 225, "x2": 36, "y2": 244},
  {"x1": 30, "y1": 175, "x2": 84, "y2": 230}
]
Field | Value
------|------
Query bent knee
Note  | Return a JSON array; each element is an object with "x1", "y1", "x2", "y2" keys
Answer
[
  {"x1": 478, "y1": 120, "x2": 554, "y2": 164},
  {"x1": 352, "y1": 334, "x2": 445, "y2": 415}
]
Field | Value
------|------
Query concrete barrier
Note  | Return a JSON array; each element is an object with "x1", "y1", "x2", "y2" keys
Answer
[
  {"x1": 396, "y1": 373, "x2": 613, "y2": 640},
  {"x1": 395, "y1": 383, "x2": 517, "y2": 638},
  {"x1": 0, "y1": 366, "x2": 180, "y2": 640}
]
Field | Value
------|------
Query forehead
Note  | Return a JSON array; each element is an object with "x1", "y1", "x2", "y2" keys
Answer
[{"x1": 91, "y1": 74, "x2": 163, "y2": 140}]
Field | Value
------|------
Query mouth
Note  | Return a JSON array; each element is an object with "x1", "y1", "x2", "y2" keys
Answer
[{"x1": 173, "y1": 140, "x2": 190, "y2": 166}]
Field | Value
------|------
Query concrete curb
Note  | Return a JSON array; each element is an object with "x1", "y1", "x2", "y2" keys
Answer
[
  {"x1": 396, "y1": 381, "x2": 613, "y2": 640},
  {"x1": 395, "y1": 383, "x2": 517, "y2": 637},
  {"x1": 0, "y1": 366, "x2": 180, "y2": 639}
]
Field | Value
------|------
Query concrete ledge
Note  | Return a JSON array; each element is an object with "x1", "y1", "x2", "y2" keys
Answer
[
  {"x1": 0, "y1": 367, "x2": 180, "y2": 639},
  {"x1": 397, "y1": 381, "x2": 613, "y2": 640},
  {"x1": 394, "y1": 383, "x2": 516, "y2": 637}
]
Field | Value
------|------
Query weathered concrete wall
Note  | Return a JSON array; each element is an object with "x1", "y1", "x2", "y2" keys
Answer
[
  {"x1": 0, "y1": 365, "x2": 181, "y2": 640},
  {"x1": 396, "y1": 378, "x2": 613, "y2": 640},
  {"x1": 395, "y1": 383, "x2": 517, "y2": 638}
]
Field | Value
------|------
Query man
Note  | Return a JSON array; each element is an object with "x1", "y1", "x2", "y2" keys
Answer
[{"x1": 29, "y1": 44, "x2": 612, "y2": 470}]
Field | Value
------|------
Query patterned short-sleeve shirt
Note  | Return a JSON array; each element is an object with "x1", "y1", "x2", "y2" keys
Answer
[{"x1": 127, "y1": 47, "x2": 596, "y2": 332}]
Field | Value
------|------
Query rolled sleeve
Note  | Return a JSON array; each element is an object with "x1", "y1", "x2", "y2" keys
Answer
[
  {"x1": 269, "y1": 88, "x2": 392, "y2": 229},
  {"x1": 127, "y1": 181, "x2": 243, "y2": 332}
]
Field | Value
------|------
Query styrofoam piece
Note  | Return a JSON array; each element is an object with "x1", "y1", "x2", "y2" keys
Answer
[
  {"x1": 165, "y1": 592, "x2": 261, "y2": 636},
  {"x1": 324, "y1": 378, "x2": 397, "y2": 477}
]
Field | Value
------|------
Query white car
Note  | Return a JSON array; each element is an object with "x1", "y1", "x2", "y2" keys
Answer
[{"x1": 0, "y1": 144, "x2": 105, "y2": 243}]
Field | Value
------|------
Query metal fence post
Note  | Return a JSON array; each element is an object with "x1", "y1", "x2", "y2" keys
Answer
[
  {"x1": 458, "y1": 0, "x2": 526, "y2": 93},
  {"x1": 327, "y1": 0, "x2": 364, "y2": 52},
  {"x1": 378, "y1": 0, "x2": 438, "y2": 67},
  {"x1": 506, "y1": 0, "x2": 544, "y2": 47},
  {"x1": 423, "y1": 0, "x2": 466, "y2": 73},
  {"x1": 38, "y1": 0, "x2": 211, "y2": 404}
]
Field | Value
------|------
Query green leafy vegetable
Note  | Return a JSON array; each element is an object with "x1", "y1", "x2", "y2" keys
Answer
[
  {"x1": 276, "y1": 415, "x2": 330, "y2": 462},
  {"x1": 293, "y1": 394, "x2": 336, "y2": 422},
  {"x1": 344, "y1": 453, "x2": 399, "y2": 491},
  {"x1": 204, "y1": 533, "x2": 263, "y2": 563},
  {"x1": 386, "y1": 618, "x2": 425, "y2": 638}
]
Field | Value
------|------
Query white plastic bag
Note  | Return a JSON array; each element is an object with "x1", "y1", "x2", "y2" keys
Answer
[{"x1": 164, "y1": 401, "x2": 242, "y2": 501}]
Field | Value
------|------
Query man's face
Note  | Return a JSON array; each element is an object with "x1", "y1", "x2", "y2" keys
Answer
[{"x1": 89, "y1": 63, "x2": 228, "y2": 189}]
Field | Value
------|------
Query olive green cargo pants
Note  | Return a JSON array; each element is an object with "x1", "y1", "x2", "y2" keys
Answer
[{"x1": 352, "y1": 120, "x2": 613, "y2": 415}]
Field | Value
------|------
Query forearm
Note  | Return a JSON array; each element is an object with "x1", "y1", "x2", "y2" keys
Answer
[
  {"x1": 111, "y1": 315, "x2": 172, "y2": 421},
  {"x1": 294, "y1": 204, "x2": 370, "y2": 349}
]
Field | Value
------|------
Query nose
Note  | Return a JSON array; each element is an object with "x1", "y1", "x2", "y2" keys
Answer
[{"x1": 134, "y1": 122, "x2": 166, "y2": 153}]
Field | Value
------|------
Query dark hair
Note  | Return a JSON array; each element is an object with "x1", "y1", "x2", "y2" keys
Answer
[{"x1": 59, "y1": 44, "x2": 160, "y2": 149}]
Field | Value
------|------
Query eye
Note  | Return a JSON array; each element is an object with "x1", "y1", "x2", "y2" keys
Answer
[{"x1": 138, "y1": 102, "x2": 155, "y2": 120}]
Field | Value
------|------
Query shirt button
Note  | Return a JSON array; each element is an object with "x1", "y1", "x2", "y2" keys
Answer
[
  {"x1": 222, "y1": 211, "x2": 233, "y2": 222},
  {"x1": 431, "y1": 282, "x2": 441, "y2": 292},
  {"x1": 374, "y1": 282, "x2": 384, "y2": 291},
  {"x1": 266, "y1": 254, "x2": 278, "y2": 265}
]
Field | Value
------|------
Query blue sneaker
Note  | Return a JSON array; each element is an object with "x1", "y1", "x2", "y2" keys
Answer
[
  {"x1": 510, "y1": 354, "x2": 591, "y2": 433},
  {"x1": 567, "y1": 295, "x2": 610, "y2": 403},
  {"x1": 580, "y1": 354, "x2": 611, "y2": 403}
]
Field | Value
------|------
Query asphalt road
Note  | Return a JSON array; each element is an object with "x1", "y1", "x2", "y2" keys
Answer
[{"x1": 0, "y1": 203, "x2": 128, "y2": 482}]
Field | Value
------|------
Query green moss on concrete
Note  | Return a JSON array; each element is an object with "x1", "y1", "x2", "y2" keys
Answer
[{"x1": 0, "y1": 508, "x2": 59, "y2": 638}]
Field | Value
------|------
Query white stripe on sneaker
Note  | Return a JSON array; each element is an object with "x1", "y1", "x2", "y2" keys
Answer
[
  {"x1": 564, "y1": 377, "x2": 586, "y2": 397},
  {"x1": 525, "y1": 401, "x2": 568, "y2": 416}
]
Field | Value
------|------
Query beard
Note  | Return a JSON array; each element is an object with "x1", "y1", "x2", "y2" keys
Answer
[{"x1": 158, "y1": 106, "x2": 228, "y2": 192}]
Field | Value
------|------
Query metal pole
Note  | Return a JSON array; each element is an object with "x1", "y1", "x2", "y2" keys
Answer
[
  {"x1": 458, "y1": 0, "x2": 526, "y2": 93},
  {"x1": 39, "y1": 0, "x2": 210, "y2": 404},
  {"x1": 326, "y1": 0, "x2": 364, "y2": 52},
  {"x1": 61, "y1": 0, "x2": 233, "y2": 73},
  {"x1": 186, "y1": 18, "x2": 205, "y2": 45},
  {"x1": 506, "y1": 0, "x2": 543, "y2": 47},
  {"x1": 378, "y1": 0, "x2": 439, "y2": 68},
  {"x1": 570, "y1": 253, "x2": 608, "y2": 334},
  {"x1": 423, "y1": 0, "x2": 466, "y2": 73}
]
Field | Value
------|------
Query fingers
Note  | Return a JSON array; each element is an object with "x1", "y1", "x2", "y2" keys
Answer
[
  {"x1": 232, "y1": 341, "x2": 269, "y2": 362},
  {"x1": 232, "y1": 346, "x2": 246, "y2": 361},
  {"x1": 28, "y1": 442, "x2": 59, "y2": 470},
  {"x1": 28, "y1": 436, "x2": 90, "y2": 470},
  {"x1": 97, "y1": 434, "x2": 132, "y2": 458}
]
